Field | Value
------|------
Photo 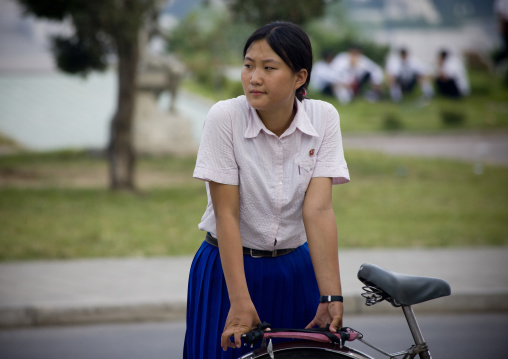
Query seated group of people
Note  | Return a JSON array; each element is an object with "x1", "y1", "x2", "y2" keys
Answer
[{"x1": 310, "y1": 45, "x2": 470, "y2": 104}]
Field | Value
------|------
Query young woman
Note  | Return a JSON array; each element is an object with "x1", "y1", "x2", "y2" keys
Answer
[{"x1": 184, "y1": 21, "x2": 350, "y2": 359}]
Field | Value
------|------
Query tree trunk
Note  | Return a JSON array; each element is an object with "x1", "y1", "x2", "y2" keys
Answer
[{"x1": 108, "y1": 37, "x2": 139, "y2": 191}]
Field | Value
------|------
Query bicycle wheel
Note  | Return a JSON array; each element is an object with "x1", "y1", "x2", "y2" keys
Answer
[
  {"x1": 240, "y1": 341, "x2": 373, "y2": 359},
  {"x1": 254, "y1": 348, "x2": 353, "y2": 358}
]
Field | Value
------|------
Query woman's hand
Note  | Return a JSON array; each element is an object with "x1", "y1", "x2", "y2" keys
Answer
[
  {"x1": 305, "y1": 301, "x2": 343, "y2": 333},
  {"x1": 221, "y1": 299, "x2": 261, "y2": 350}
]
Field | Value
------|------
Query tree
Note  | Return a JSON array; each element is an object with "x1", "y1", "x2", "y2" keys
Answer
[
  {"x1": 17, "y1": 0, "x2": 163, "y2": 191},
  {"x1": 224, "y1": 0, "x2": 339, "y2": 26}
]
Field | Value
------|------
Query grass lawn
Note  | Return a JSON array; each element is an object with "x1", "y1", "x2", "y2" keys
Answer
[
  {"x1": 0, "y1": 150, "x2": 506, "y2": 261},
  {"x1": 336, "y1": 151, "x2": 507, "y2": 248}
]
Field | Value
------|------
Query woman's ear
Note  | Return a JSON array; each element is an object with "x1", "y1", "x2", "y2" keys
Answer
[{"x1": 295, "y1": 69, "x2": 308, "y2": 90}]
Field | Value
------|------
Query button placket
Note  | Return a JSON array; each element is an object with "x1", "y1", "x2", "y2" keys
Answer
[{"x1": 272, "y1": 139, "x2": 284, "y2": 240}]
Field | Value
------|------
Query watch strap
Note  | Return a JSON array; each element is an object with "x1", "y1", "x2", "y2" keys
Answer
[{"x1": 319, "y1": 295, "x2": 344, "y2": 303}]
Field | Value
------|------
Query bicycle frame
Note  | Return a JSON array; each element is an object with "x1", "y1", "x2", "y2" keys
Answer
[
  {"x1": 240, "y1": 263, "x2": 450, "y2": 359},
  {"x1": 353, "y1": 305, "x2": 431, "y2": 359}
]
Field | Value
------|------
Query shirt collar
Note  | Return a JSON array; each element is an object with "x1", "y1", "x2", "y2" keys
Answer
[{"x1": 244, "y1": 98, "x2": 319, "y2": 139}]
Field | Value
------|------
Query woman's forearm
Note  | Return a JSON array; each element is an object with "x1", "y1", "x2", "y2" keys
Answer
[
  {"x1": 209, "y1": 181, "x2": 252, "y2": 305},
  {"x1": 303, "y1": 177, "x2": 342, "y2": 297},
  {"x1": 216, "y1": 217, "x2": 252, "y2": 304},
  {"x1": 305, "y1": 207, "x2": 342, "y2": 296}
]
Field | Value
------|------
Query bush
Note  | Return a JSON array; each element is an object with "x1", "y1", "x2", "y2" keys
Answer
[
  {"x1": 224, "y1": 80, "x2": 244, "y2": 99},
  {"x1": 440, "y1": 109, "x2": 466, "y2": 126},
  {"x1": 382, "y1": 113, "x2": 404, "y2": 130}
]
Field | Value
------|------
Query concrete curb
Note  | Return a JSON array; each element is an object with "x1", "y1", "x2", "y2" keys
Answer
[
  {"x1": 1, "y1": 248, "x2": 506, "y2": 328},
  {"x1": 2, "y1": 292, "x2": 507, "y2": 328},
  {"x1": 0, "y1": 302, "x2": 186, "y2": 328}
]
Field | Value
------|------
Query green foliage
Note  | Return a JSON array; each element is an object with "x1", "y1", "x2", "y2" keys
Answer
[
  {"x1": 224, "y1": 0, "x2": 339, "y2": 26},
  {"x1": 223, "y1": 79, "x2": 245, "y2": 99},
  {"x1": 304, "y1": 1, "x2": 389, "y2": 64},
  {"x1": 52, "y1": 35, "x2": 108, "y2": 74},
  {"x1": 169, "y1": 3, "x2": 255, "y2": 91},
  {"x1": 382, "y1": 113, "x2": 404, "y2": 130},
  {"x1": 440, "y1": 108, "x2": 467, "y2": 127},
  {"x1": 17, "y1": 0, "x2": 70, "y2": 20},
  {"x1": 171, "y1": 0, "x2": 388, "y2": 93},
  {"x1": 17, "y1": 0, "x2": 156, "y2": 76}
]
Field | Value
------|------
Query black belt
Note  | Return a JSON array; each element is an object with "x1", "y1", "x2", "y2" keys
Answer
[{"x1": 205, "y1": 233, "x2": 295, "y2": 258}]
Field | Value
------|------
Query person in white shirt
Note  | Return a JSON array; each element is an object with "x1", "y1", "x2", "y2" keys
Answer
[
  {"x1": 329, "y1": 45, "x2": 384, "y2": 103},
  {"x1": 385, "y1": 48, "x2": 433, "y2": 102},
  {"x1": 310, "y1": 51, "x2": 343, "y2": 97},
  {"x1": 435, "y1": 49, "x2": 470, "y2": 99},
  {"x1": 494, "y1": 0, "x2": 508, "y2": 65},
  {"x1": 184, "y1": 21, "x2": 349, "y2": 359}
]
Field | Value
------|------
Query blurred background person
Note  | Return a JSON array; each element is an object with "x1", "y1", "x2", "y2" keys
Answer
[
  {"x1": 385, "y1": 47, "x2": 434, "y2": 102},
  {"x1": 494, "y1": 0, "x2": 508, "y2": 66},
  {"x1": 329, "y1": 45, "x2": 384, "y2": 104},
  {"x1": 435, "y1": 49, "x2": 470, "y2": 99},
  {"x1": 310, "y1": 51, "x2": 343, "y2": 97}
]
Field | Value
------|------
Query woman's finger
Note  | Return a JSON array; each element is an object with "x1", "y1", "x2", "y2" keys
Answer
[
  {"x1": 221, "y1": 330, "x2": 234, "y2": 351},
  {"x1": 329, "y1": 316, "x2": 341, "y2": 333},
  {"x1": 305, "y1": 319, "x2": 316, "y2": 329},
  {"x1": 234, "y1": 332, "x2": 243, "y2": 348}
]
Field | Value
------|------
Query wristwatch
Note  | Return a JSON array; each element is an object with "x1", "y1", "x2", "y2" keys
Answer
[{"x1": 319, "y1": 295, "x2": 344, "y2": 303}]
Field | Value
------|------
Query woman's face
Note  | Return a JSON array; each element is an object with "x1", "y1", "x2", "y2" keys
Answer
[{"x1": 241, "y1": 39, "x2": 306, "y2": 117}]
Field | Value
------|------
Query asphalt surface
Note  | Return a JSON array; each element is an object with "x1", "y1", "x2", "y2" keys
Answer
[{"x1": 1, "y1": 313, "x2": 506, "y2": 359}]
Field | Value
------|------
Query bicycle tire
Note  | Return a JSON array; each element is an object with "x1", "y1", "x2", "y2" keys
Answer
[
  {"x1": 240, "y1": 341, "x2": 373, "y2": 359},
  {"x1": 253, "y1": 348, "x2": 354, "y2": 358}
]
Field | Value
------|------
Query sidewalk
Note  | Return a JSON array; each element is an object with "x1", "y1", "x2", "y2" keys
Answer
[
  {"x1": 343, "y1": 130, "x2": 508, "y2": 166},
  {"x1": 1, "y1": 247, "x2": 507, "y2": 327}
]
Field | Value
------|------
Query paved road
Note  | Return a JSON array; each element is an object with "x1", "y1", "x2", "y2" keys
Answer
[{"x1": 0, "y1": 313, "x2": 506, "y2": 359}]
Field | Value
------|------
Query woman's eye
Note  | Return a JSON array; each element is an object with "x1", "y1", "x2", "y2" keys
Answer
[
  {"x1": 244, "y1": 64, "x2": 252, "y2": 69},
  {"x1": 265, "y1": 67, "x2": 275, "y2": 70}
]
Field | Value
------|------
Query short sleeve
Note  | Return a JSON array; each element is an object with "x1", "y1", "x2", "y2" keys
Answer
[
  {"x1": 193, "y1": 101, "x2": 239, "y2": 185},
  {"x1": 312, "y1": 103, "x2": 350, "y2": 185}
]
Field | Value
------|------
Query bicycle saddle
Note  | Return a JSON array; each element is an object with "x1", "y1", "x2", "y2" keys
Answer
[{"x1": 357, "y1": 263, "x2": 451, "y2": 306}]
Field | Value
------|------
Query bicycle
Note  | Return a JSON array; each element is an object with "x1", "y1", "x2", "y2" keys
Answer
[{"x1": 239, "y1": 262, "x2": 451, "y2": 359}]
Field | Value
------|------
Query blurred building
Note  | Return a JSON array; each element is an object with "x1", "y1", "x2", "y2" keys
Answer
[{"x1": 344, "y1": 0, "x2": 498, "y2": 65}]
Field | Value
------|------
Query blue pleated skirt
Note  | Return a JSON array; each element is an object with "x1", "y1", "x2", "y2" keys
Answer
[{"x1": 183, "y1": 240, "x2": 320, "y2": 359}]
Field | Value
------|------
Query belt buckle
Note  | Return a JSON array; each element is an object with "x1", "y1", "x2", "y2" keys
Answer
[{"x1": 250, "y1": 248, "x2": 264, "y2": 258}]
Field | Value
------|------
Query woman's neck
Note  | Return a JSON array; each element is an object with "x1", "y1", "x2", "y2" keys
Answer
[{"x1": 257, "y1": 101, "x2": 297, "y2": 137}]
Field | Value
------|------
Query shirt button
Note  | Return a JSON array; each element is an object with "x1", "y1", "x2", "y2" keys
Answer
[{"x1": 278, "y1": 180, "x2": 283, "y2": 184}]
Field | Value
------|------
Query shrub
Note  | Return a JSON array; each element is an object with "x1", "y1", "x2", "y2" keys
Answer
[
  {"x1": 382, "y1": 113, "x2": 404, "y2": 130},
  {"x1": 440, "y1": 109, "x2": 466, "y2": 126}
]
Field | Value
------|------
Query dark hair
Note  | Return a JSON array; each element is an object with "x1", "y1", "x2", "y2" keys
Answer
[
  {"x1": 439, "y1": 49, "x2": 449, "y2": 60},
  {"x1": 243, "y1": 21, "x2": 312, "y2": 101}
]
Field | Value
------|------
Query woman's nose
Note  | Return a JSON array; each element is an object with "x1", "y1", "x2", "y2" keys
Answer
[{"x1": 250, "y1": 69, "x2": 262, "y2": 85}]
